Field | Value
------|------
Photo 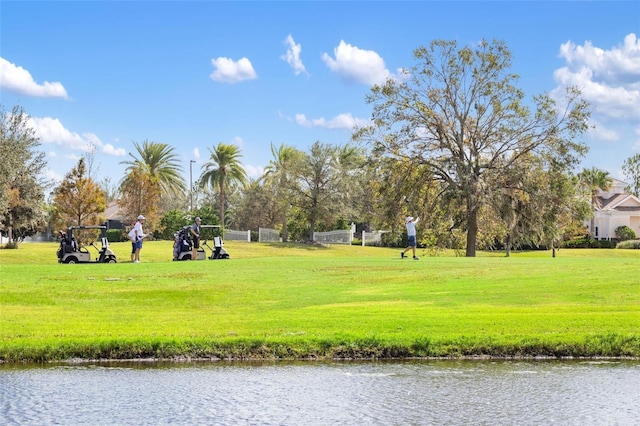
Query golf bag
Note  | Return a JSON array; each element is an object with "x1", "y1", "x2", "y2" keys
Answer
[
  {"x1": 56, "y1": 230, "x2": 77, "y2": 260},
  {"x1": 173, "y1": 226, "x2": 192, "y2": 260}
]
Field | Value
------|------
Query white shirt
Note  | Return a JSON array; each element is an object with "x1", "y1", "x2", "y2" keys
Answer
[
  {"x1": 133, "y1": 221, "x2": 144, "y2": 240},
  {"x1": 406, "y1": 218, "x2": 419, "y2": 237}
]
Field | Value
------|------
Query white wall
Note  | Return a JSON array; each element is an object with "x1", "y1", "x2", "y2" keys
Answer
[{"x1": 595, "y1": 211, "x2": 635, "y2": 239}]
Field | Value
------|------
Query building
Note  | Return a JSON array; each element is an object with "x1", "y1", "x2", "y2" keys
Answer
[
  {"x1": 104, "y1": 200, "x2": 127, "y2": 230},
  {"x1": 588, "y1": 179, "x2": 640, "y2": 240}
]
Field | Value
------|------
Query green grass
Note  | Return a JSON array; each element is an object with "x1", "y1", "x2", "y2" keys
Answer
[{"x1": 1, "y1": 241, "x2": 639, "y2": 362}]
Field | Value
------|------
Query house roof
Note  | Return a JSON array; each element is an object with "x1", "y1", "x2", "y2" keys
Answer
[
  {"x1": 596, "y1": 193, "x2": 640, "y2": 212},
  {"x1": 105, "y1": 200, "x2": 127, "y2": 221},
  {"x1": 611, "y1": 178, "x2": 628, "y2": 186}
]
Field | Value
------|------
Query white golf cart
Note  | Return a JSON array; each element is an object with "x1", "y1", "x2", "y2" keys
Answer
[
  {"x1": 172, "y1": 224, "x2": 229, "y2": 261},
  {"x1": 57, "y1": 225, "x2": 117, "y2": 264}
]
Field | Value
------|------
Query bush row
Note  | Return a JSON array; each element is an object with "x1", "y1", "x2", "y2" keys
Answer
[
  {"x1": 561, "y1": 238, "x2": 618, "y2": 249},
  {"x1": 616, "y1": 239, "x2": 640, "y2": 249}
]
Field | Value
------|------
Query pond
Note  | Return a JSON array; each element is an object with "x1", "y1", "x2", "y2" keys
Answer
[{"x1": 1, "y1": 360, "x2": 639, "y2": 425}]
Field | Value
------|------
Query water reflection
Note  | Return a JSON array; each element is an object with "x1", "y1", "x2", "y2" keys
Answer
[{"x1": 1, "y1": 360, "x2": 639, "y2": 425}]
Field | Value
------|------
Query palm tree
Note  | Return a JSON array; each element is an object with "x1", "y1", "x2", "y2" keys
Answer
[
  {"x1": 263, "y1": 143, "x2": 303, "y2": 242},
  {"x1": 578, "y1": 167, "x2": 613, "y2": 238},
  {"x1": 199, "y1": 143, "x2": 248, "y2": 227},
  {"x1": 120, "y1": 140, "x2": 186, "y2": 197}
]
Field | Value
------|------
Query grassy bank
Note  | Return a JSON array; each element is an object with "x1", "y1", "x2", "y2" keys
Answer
[{"x1": 1, "y1": 241, "x2": 639, "y2": 362}]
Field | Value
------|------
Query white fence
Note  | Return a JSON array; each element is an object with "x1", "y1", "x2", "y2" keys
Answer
[
  {"x1": 313, "y1": 224, "x2": 356, "y2": 245},
  {"x1": 224, "y1": 229, "x2": 251, "y2": 242},
  {"x1": 259, "y1": 227, "x2": 280, "y2": 242},
  {"x1": 361, "y1": 230, "x2": 388, "y2": 246}
]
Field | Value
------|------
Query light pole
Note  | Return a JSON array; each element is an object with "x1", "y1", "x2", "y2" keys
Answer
[{"x1": 190, "y1": 160, "x2": 196, "y2": 212}]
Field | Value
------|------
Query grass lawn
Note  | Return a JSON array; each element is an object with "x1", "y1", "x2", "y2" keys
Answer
[{"x1": 1, "y1": 241, "x2": 639, "y2": 362}]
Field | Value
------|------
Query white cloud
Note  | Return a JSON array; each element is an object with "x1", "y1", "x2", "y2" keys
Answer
[
  {"x1": 243, "y1": 164, "x2": 264, "y2": 180},
  {"x1": 552, "y1": 34, "x2": 640, "y2": 175},
  {"x1": 553, "y1": 66, "x2": 640, "y2": 120},
  {"x1": 210, "y1": 57, "x2": 257, "y2": 83},
  {"x1": 558, "y1": 33, "x2": 640, "y2": 88},
  {"x1": 633, "y1": 126, "x2": 640, "y2": 151},
  {"x1": 192, "y1": 147, "x2": 201, "y2": 161},
  {"x1": 322, "y1": 40, "x2": 393, "y2": 85},
  {"x1": 44, "y1": 167, "x2": 64, "y2": 184},
  {"x1": 588, "y1": 119, "x2": 619, "y2": 141},
  {"x1": 28, "y1": 116, "x2": 126, "y2": 156},
  {"x1": 231, "y1": 136, "x2": 244, "y2": 148},
  {"x1": 281, "y1": 34, "x2": 307, "y2": 76},
  {"x1": 0, "y1": 57, "x2": 68, "y2": 99},
  {"x1": 102, "y1": 143, "x2": 126, "y2": 156},
  {"x1": 295, "y1": 112, "x2": 371, "y2": 130},
  {"x1": 552, "y1": 33, "x2": 640, "y2": 121}
]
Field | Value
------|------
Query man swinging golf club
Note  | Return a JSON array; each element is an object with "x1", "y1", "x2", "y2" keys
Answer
[{"x1": 401, "y1": 216, "x2": 419, "y2": 260}]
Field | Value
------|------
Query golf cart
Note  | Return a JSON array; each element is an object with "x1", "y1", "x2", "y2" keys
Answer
[
  {"x1": 57, "y1": 225, "x2": 117, "y2": 264},
  {"x1": 172, "y1": 224, "x2": 229, "y2": 261}
]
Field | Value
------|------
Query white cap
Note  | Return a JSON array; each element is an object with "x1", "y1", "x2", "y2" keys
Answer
[
  {"x1": 137, "y1": 215, "x2": 146, "y2": 220},
  {"x1": 406, "y1": 216, "x2": 413, "y2": 223}
]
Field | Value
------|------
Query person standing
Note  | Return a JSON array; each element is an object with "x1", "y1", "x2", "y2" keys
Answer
[
  {"x1": 401, "y1": 216, "x2": 420, "y2": 260},
  {"x1": 127, "y1": 220, "x2": 137, "y2": 262},
  {"x1": 189, "y1": 217, "x2": 201, "y2": 260},
  {"x1": 132, "y1": 215, "x2": 146, "y2": 263}
]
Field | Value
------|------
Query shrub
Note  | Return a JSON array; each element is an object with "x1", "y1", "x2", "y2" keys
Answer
[
  {"x1": 561, "y1": 237, "x2": 617, "y2": 249},
  {"x1": 615, "y1": 225, "x2": 636, "y2": 241},
  {"x1": 561, "y1": 237, "x2": 589, "y2": 248},
  {"x1": 156, "y1": 210, "x2": 191, "y2": 240},
  {"x1": 616, "y1": 239, "x2": 640, "y2": 249},
  {"x1": 594, "y1": 240, "x2": 617, "y2": 249},
  {"x1": 106, "y1": 229, "x2": 126, "y2": 242},
  {"x1": 381, "y1": 232, "x2": 403, "y2": 248}
]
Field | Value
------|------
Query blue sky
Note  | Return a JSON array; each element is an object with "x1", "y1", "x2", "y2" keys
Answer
[{"x1": 1, "y1": 1, "x2": 639, "y2": 189}]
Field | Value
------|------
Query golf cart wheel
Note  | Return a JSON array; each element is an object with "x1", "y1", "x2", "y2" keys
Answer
[
  {"x1": 106, "y1": 257, "x2": 117, "y2": 264},
  {"x1": 66, "y1": 257, "x2": 78, "y2": 264}
]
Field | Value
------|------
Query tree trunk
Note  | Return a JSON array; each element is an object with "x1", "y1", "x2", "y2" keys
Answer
[
  {"x1": 219, "y1": 189, "x2": 225, "y2": 229},
  {"x1": 505, "y1": 233, "x2": 511, "y2": 258},
  {"x1": 281, "y1": 208, "x2": 288, "y2": 243},
  {"x1": 309, "y1": 217, "x2": 316, "y2": 241},
  {"x1": 465, "y1": 203, "x2": 478, "y2": 257}
]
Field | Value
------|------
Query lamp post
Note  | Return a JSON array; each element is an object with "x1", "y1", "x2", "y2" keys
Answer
[{"x1": 190, "y1": 160, "x2": 196, "y2": 212}]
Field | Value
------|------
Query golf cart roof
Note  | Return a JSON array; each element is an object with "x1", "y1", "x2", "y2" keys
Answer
[{"x1": 68, "y1": 225, "x2": 107, "y2": 230}]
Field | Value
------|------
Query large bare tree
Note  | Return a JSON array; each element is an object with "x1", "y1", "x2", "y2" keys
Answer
[{"x1": 354, "y1": 39, "x2": 590, "y2": 256}]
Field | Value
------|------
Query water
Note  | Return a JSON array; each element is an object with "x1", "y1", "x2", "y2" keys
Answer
[{"x1": 1, "y1": 360, "x2": 639, "y2": 425}]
